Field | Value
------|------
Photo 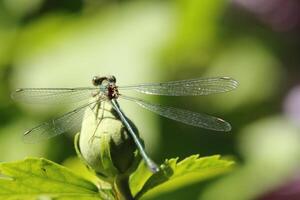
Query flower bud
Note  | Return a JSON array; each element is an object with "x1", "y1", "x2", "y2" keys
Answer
[{"x1": 75, "y1": 101, "x2": 141, "y2": 182}]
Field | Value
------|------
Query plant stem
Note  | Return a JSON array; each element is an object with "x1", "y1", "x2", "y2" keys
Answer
[{"x1": 114, "y1": 175, "x2": 134, "y2": 200}]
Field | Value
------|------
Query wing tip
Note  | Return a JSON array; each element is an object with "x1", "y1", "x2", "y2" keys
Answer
[
  {"x1": 22, "y1": 130, "x2": 33, "y2": 143},
  {"x1": 216, "y1": 118, "x2": 232, "y2": 132},
  {"x1": 15, "y1": 88, "x2": 24, "y2": 92},
  {"x1": 221, "y1": 76, "x2": 238, "y2": 85},
  {"x1": 225, "y1": 124, "x2": 232, "y2": 132},
  {"x1": 24, "y1": 130, "x2": 31, "y2": 136},
  {"x1": 22, "y1": 130, "x2": 46, "y2": 144},
  {"x1": 218, "y1": 77, "x2": 239, "y2": 92},
  {"x1": 10, "y1": 89, "x2": 23, "y2": 100}
]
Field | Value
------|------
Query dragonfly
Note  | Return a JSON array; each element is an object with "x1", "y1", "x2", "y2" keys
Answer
[{"x1": 11, "y1": 75, "x2": 238, "y2": 173}]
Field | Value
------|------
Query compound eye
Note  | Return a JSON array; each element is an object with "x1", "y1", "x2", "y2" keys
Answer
[
  {"x1": 109, "y1": 75, "x2": 116, "y2": 83},
  {"x1": 92, "y1": 76, "x2": 100, "y2": 86}
]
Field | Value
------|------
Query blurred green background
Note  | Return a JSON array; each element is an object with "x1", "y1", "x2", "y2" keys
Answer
[{"x1": 1, "y1": 0, "x2": 300, "y2": 199}]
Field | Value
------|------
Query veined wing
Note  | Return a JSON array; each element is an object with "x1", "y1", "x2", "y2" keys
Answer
[
  {"x1": 11, "y1": 87, "x2": 98, "y2": 104},
  {"x1": 118, "y1": 77, "x2": 238, "y2": 96},
  {"x1": 120, "y1": 95, "x2": 231, "y2": 131},
  {"x1": 23, "y1": 100, "x2": 99, "y2": 143}
]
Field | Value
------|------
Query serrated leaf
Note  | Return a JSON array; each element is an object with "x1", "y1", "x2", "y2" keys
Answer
[
  {"x1": 130, "y1": 155, "x2": 234, "y2": 199},
  {"x1": 0, "y1": 157, "x2": 111, "y2": 200}
]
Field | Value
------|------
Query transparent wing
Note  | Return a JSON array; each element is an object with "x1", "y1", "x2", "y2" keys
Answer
[
  {"x1": 119, "y1": 77, "x2": 238, "y2": 96},
  {"x1": 120, "y1": 95, "x2": 231, "y2": 131},
  {"x1": 23, "y1": 100, "x2": 99, "y2": 143},
  {"x1": 11, "y1": 87, "x2": 98, "y2": 104}
]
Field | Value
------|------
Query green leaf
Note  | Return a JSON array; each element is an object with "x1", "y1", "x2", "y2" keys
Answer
[
  {"x1": 130, "y1": 155, "x2": 234, "y2": 199},
  {"x1": 0, "y1": 157, "x2": 111, "y2": 200}
]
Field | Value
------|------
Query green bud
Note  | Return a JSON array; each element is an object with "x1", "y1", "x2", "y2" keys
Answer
[{"x1": 75, "y1": 101, "x2": 141, "y2": 183}]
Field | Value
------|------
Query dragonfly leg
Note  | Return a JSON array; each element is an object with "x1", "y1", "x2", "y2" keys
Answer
[
  {"x1": 88, "y1": 102, "x2": 105, "y2": 144},
  {"x1": 88, "y1": 118, "x2": 103, "y2": 144},
  {"x1": 86, "y1": 100, "x2": 99, "y2": 118}
]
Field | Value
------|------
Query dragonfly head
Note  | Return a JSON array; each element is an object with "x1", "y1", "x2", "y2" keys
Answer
[
  {"x1": 92, "y1": 75, "x2": 116, "y2": 86},
  {"x1": 93, "y1": 75, "x2": 119, "y2": 99}
]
